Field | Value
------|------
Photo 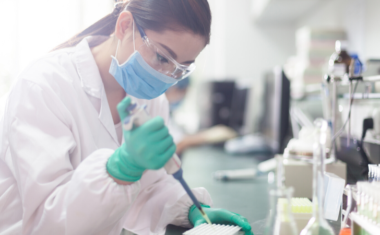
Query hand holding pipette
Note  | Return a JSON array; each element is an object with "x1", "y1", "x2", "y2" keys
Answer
[
  {"x1": 109, "y1": 96, "x2": 252, "y2": 233},
  {"x1": 120, "y1": 97, "x2": 212, "y2": 225},
  {"x1": 106, "y1": 97, "x2": 176, "y2": 182}
]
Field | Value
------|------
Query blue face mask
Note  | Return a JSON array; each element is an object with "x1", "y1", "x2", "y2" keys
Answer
[
  {"x1": 109, "y1": 21, "x2": 177, "y2": 100},
  {"x1": 109, "y1": 51, "x2": 177, "y2": 100}
]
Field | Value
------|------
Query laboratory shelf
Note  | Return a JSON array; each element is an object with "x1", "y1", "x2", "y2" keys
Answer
[
  {"x1": 363, "y1": 75, "x2": 380, "y2": 82},
  {"x1": 350, "y1": 212, "x2": 380, "y2": 235},
  {"x1": 342, "y1": 93, "x2": 380, "y2": 100}
]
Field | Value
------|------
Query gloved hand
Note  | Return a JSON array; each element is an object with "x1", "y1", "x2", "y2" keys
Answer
[
  {"x1": 107, "y1": 96, "x2": 176, "y2": 182},
  {"x1": 188, "y1": 204, "x2": 253, "y2": 235}
]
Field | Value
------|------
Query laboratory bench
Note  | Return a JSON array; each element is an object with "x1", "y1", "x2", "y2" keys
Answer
[{"x1": 165, "y1": 146, "x2": 341, "y2": 235}]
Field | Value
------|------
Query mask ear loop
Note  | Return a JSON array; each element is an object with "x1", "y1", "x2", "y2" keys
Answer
[
  {"x1": 114, "y1": 18, "x2": 136, "y2": 59},
  {"x1": 115, "y1": 40, "x2": 120, "y2": 59}
]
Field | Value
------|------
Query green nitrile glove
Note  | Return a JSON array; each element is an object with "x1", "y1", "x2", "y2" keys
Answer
[
  {"x1": 107, "y1": 97, "x2": 176, "y2": 182},
  {"x1": 188, "y1": 204, "x2": 253, "y2": 235}
]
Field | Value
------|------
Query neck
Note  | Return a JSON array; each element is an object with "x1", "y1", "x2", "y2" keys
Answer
[
  {"x1": 91, "y1": 37, "x2": 126, "y2": 124},
  {"x1": 91, "y1": 37, "x2": 125, "y2": 96}
]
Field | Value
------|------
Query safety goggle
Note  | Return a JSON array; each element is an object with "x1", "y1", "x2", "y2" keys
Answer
[{"x1": 134, "y1": 22, "x2": 196, "y2": 80}]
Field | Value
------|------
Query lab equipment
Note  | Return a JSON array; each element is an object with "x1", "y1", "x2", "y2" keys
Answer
[
  {"x1": 353, "y1": 182, "x2": 380, "y2": 234},
  {"x1": 109, "y1": 21, "x2": 177, "y2": 100},
  {"x1": 188, "y1": 205, "x2": 252, "y2": 233},
  {"x1": 349, "y1": 53, "x2": 363, "y2": 76},
  {"x1": 213, "y1": 157, "x2": 278, "y2": 181},
  {"x1": 224, "y1": 134, "x2": 271, "y2": 155},
  {"x1": 214, "y1": 168, "x2": 259, "y2": 181},
  {"x1": 368, "y1": 164, "x2": 377, "y2": 182},
  {"x1": 367, "y1": 164, "x2": 380, "y2": 182},
  {"x1": 183, "y1": 224, "x2": 242, "y2": 235},
  {"x1": 290, "y1": 198, "x2": 313, "y2": 232},
  {"x1": 325, "y1": 40, "x2": 354, "y2": 163},
  {"x1": 216, "y1": 67, "x2": 291, "y2": 183},
  {"x1": 198, "y1": 81, "x2": 250, "y2": 133},
  {"x1": 300, "y1": 119, "x2": 335, "y2": 235},
  {"x1": 339, "y1": 185, "x2": 352, "y2": 235},
  {"x1": 291, "y1": 198, "x2": 313, "y2": 214},
  {"x1": 338, "y1": 228, "x2": 351, "y2": 235},
  {"x1": 260, "y1": 67, "x2": 291, "y2": 154},
  {"x1": 324, "y1": 172, "x2": 345, "y2": 221},
  {"x1": 349, "y1": 182, "x2": 380, "y2": 234},
  {"x1": 284, "y1": 125, "x2": 332, "y2": 163},
  {"x1": 264, "y1": 187, "x2": 298, "y2": 235},
  {"x1": 264, "y1": 157, "x2": 298, "y2": 235},
  {"x1": 123, "y1": 102, "x2": 212, "y2": 225},
  {"x1": 362, "y1": 59, "x2": 380, "y2": 78},
  {"x1": 328, "y1": 40, "x2": 352, "y2": 79},
  {"x1": 282, "y1": 155, "x2": 346, "y2": 198}
]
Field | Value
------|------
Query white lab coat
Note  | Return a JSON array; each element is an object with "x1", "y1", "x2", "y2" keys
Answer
[{"x1": 0, "y1": 36, "x2": 212, "y2": 235}]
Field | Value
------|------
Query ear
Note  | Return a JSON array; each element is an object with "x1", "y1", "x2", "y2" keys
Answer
[{"x1": 115, "y1": 11, "x2": 134, "y2": 41}]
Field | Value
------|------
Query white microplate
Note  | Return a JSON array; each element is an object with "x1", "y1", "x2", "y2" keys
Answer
[{"x1": 183, "y1": 224, "x2": 242, "y2": 235}]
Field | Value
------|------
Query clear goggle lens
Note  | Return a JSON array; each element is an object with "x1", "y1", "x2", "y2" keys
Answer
[{"x1": 136, "y1": 38, "x2": 196, "y2": 80}]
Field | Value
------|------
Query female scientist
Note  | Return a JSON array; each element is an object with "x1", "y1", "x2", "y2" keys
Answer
[{"x1": 0, "y1": 0, "x2": 252, "y2": 234}]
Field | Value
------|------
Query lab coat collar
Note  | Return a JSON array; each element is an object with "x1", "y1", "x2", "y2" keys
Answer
[
  {"x1": 74, "y1": 36, "x2": 120, "y2": 146},
  {"x1": 74, "y1": 36, "x2": 108, "y2": 99}
]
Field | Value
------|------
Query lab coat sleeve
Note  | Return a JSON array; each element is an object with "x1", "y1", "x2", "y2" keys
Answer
[{"x1": 7, "y1": 79, "x2": 140, "y2": 235}]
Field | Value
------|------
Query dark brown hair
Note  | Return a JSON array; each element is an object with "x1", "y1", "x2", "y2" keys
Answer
[{"x1": 52, "y1": 0, "x2": 211, "y2": 51}]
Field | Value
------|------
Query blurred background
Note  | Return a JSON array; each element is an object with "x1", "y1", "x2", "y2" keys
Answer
[{"x1": 3, "y1": 1, "x2": 380, "y2": 233}]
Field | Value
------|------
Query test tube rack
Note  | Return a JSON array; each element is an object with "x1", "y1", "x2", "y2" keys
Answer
[
  {"x1": 183, "y1": 224, "x2": 243, "y2": 235},
  {"x1": 350, "y1": 212, "x2": 380, "y2": 235},
  {"x1": 343, "y1": 184, "x2": 380, "y2": 235}
]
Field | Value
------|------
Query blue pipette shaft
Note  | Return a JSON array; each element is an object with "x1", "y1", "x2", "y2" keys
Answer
[
  {"x1": 173, "y1": 169, "x2": 202, "y2": 210},
  {"x1": 123, "y1": 103, "x2": 210, "y2": 223}
]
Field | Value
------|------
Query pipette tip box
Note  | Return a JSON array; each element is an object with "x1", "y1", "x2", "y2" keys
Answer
[{"x1": 183, "y1": 224, "x2": 243, "y2": 235}]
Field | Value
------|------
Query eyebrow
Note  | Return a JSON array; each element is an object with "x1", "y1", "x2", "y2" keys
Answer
[
  {"x1": 158, "y1": 42, "x2": 177, "y2": 60},
  {"x1": 158, "y1": 42, "x2": 195, "y2": 65},
  {"x1": 182, "y1": 59, "x2": 195, "y2": 65}
]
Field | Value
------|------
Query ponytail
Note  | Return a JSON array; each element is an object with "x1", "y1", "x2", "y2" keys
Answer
[{"x1": 51, "y1": 2, "x2": 128, "y2": 51}]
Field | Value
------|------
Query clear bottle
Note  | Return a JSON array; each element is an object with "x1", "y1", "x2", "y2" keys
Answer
[
  {"x1": 264, "y1": 187, "x2": 298, "y2": 235},
  {"x1": 300, "y1": 119, "x2": 335, "y2": 235}
]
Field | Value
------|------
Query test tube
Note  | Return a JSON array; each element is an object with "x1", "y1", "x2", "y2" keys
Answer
[{"x1": 368, "y1": 165, "x2": 372, "y2": 182}]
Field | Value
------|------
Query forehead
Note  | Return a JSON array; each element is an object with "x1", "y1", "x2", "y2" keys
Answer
[{"x1": 144, "y1": 29, "x2": 206, "y2": 63}]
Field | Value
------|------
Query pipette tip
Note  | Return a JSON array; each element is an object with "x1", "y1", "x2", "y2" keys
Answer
[{"x1": 200, "y1": 209, "x2": 213, "y2": 225}]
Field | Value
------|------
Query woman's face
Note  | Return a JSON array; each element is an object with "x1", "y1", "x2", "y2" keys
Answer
[{"x1": 115, "y1": 11, "x2": 206, "y2": 71}]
